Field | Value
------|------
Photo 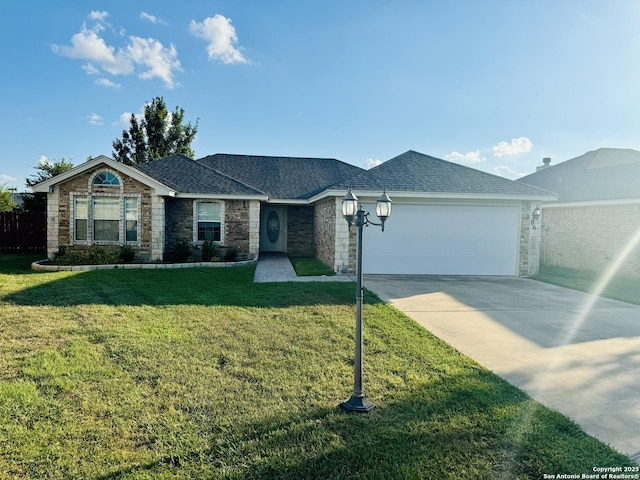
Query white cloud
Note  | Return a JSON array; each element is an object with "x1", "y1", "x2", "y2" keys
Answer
[
  {"x1": 38, "y1": 155, "x2": 50, "y2": 167},
  {"x1": 444, "y1": 150, "x2": 486, "y2": 164},
  {"x1": 87, "y1": 113, "x2": 104, "y2": 125},
  {"x1": 494, "y1": 165, "x2": 525, "y2": 179},
  {"x1": 116, "y1": 111, "x2": 144, "y2": 127},
  {"x1": 52, "y1": 16, "x2": 181, "y2": 88},
  {"x1": 95, "y1": 78, "x2": 121, "y2": 89},
  {"x1": 82, "y1": 63, "x2": 100, "y2": 75},
  {"x1": 1, "y1": 174, "x2": 17, "y2": 182},
  {"x1": 125, "y1": 37, "x2": 181, "y2": 88},
  {"x1": 140, "y1": 12, "x2": 167, "y2": 26},
  {"x1": 189, "y1": 14, "x2": 247, "y2": 64},
  {"x1": 364, "y1": 158, "x2": 382, "y2": 169},
  {"x1": 89, "y1": 11, "x2": 109, "y2": 21},
  {"x1": 52, "y1": 23, "x2": 133, "y2": 75},
  {"x1": 492, "y1": 137, "x2": 533, "y2": 157}
]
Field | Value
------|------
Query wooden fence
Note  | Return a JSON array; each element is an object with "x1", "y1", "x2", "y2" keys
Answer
[{"x1": 0, "y1": 212, "x2": 46, "y2": 253}]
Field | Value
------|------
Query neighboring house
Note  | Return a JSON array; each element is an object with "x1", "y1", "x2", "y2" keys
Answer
[
  {"x1": 518, "y1": 148, "x2": 640, "y2": 278},
  {"x1": 33, "y1": 150, "x2": 553, "y2": 276}
]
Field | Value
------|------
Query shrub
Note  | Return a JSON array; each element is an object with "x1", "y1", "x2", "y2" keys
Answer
[
  {"x1": 201, "y1": 240, "x2": 217, "y2": 262},
  {"x1": 223, "y1": 246, "x2": 239, "y2": 262},
  {"x1": 53, "y1": 245, "x2": 120, "y2": 265},
  {"x1": 119, "y1": 245, "x2": 135, "y2": 263},
  {"x1": 171, "y1": 239, "x2": 193, "y2": 263}
]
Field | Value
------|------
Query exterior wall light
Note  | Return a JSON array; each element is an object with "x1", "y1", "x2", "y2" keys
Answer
[
  {"x1": 340, "y1": 188, "x2": 392, "y2": 413},
  {"x1": 531, "y1": 205, "x2": 541, "y2": 229}
]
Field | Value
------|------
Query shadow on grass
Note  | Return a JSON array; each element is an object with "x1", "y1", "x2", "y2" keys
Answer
[
  {"x1": 94, "y1": 370, "x2": 631, "y2": 480},
  {"x1": 3, "y1": 265, "x2": 377, "y2": 308},
  {"x1": 0, "y1": 254, "x2": 44, "y2": 274}
]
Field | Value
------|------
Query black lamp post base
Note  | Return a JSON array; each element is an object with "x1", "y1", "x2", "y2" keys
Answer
[{"x1": 340, "y1": 394, "x2": 375, "y2": 413}]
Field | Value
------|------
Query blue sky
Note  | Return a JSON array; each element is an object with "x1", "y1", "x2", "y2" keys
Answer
[{"x1": 2, "y1": 1, "x2": 640, "y2": 190}]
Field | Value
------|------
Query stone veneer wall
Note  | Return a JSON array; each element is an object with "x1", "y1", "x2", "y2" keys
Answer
[
  {"x1": 540, "y1": 202, "x2": 640, "y2": 278},
  {"x1": 518, "y1": 201, "x2": 542, "y2": 276},
  {"x1": 49, "y1": 165, "x2": 155, "y2": 261},
  {"x1": 287, "y1": 206, "x2": 314, "y2": 256},
  {"x1": 46, "y1": 188, "x2": 60, "y2": 260}
]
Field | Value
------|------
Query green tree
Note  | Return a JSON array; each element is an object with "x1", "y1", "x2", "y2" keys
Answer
[
  {"x1": 22, "y1": 157, "x2": 74, "y2": 212},
  {"x1": 112, "y1": 96, "x2": 199, "y2": 165},
  {"x1": 0, "y1": 184, "x2": 16, "y2": 212},
  {"x1": 25, "y1": 157, "x2": 74, "y2": 189}
]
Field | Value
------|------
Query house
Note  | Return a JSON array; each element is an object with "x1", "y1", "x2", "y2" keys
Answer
[
  {"x1": 33, "y1": 150, "x2": 554, "y2": 276},
  {"x1": 517, "y1": 148, "x2": 640, "y2": 278}
]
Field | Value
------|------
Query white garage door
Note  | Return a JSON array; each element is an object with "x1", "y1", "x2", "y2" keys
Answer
[{"x1": 363, "y1": 203, "x2": 519, "y2": 275}]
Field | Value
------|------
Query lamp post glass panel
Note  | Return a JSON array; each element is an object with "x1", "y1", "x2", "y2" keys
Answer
[{"x1": 340, "y1": 189, "x2": 391, "y2": 413}]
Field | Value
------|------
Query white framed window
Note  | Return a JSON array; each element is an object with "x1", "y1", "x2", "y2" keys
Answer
[
  {"x1": 195, "y1": 201, "x2": 224, "y2": 243},
  {"x1": 74, "y1": 196, "x2": 88, "y2": 242},
  {"x1": 93, "y1": 197, "x2": 120, "y2": 242},
  {"x1": 92, "y1": 172, "x2": 120, "y2": 186},
  {"x1": 70, "y1": 188, "x2": 141, "y2": 245},
  {"x1": 125, "y1": 197, "x2": 138, "y2": 242}
]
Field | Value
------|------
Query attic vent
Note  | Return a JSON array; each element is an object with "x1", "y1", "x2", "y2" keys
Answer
[{"x1": 536, "y1": 157, "x2": 551, "y2": 171}]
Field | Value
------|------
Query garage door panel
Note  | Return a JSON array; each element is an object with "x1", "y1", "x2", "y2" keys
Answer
[{"x1": 363, "y1": 204, "x2": 519, "y2": 275}]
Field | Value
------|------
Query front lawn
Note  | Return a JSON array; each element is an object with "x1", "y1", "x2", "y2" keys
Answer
[
  {"x1": 289, "y1": 256, "x2": 335, "y2": 276},
  {"x1": 0, "y1": 255, "x2": 632, "y2": 478},
  {"x1": 534, "y1": 264, "x2": 640, "y2": 305}
]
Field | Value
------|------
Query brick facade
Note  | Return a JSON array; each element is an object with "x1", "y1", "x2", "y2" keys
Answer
[
  {"x1": 540, "y1": 202, "x2": 640, "y2": 278},
  {"x1": 48, "y1": 165, "x2": 156, "y2": 261},
  {"x1": 286, "y1": 206, "x2": 314, "y2": 256},
  {"x1": 165, "y1": 197, "x2": 258, "y2": 261},
  {"x1": 46, "y1": 162, "x2": 261, "y2": 263},
  {"x1": 313, "y1": 198, "x2": 339, "y2": 271},
  {"x1": 225, "y1": 200, "x2": 255, "y2": 257}
]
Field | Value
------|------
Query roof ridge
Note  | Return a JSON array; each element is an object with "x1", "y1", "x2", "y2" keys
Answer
[
  {"x1": 208, "y1": 152, "x2": 341, "y2": 162},
  {"x1": 191, "y1": 158, "x2": 268, "y2": 196}
]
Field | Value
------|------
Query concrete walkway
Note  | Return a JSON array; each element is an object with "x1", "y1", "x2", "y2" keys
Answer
[
  {"x1": 253, "y1": 253, "x2": 352, "y2": 283},
  {"x1": 364, "y1": 274, "x2": 640, "y2": 464}
]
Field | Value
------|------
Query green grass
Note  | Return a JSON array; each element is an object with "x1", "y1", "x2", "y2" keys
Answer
[
  {"x1": 289, "y1": 256, "x2": 335, "y2": 276},
  {"x1": 0, "y1": 254, "x2": 633, "y2": 478},
  {"x1": 534, "y1": 264, "x2": 640, "y2": 305}
]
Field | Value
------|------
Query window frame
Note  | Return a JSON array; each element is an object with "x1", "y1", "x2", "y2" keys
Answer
[
  {"x1": 92, "y1": 196, "x2": 121, "y2": 242},
  {"x1": 70, "y1": 170, "x2": 142, "y2": 247},
  {"x1": 92, "y1": 172, "x2": 120, "y2": 186},
  {"x1": 73, "y1": 196, "x2": 89, "y2": 243},
  {"x1": 194, "y1": 200, "x2": 225, "y2": 244}
]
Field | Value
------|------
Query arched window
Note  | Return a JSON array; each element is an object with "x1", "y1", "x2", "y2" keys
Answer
[{"x1": 92, "y1": 172, "x2": 120, "y2": 186}]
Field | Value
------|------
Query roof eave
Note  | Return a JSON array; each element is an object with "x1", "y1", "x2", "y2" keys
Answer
[
  {"x1": 32, "y1": 155, "x2": 176, "y2": 196},
  {"x1": 543, "y1": 197, "x2": 640, "y2": 208},
  {"x1": 174, "y1": 192, "x2": 268, "y2": 201},
  {"x1": 310, "y1": 188, "x2": 557, "y2": 203}
]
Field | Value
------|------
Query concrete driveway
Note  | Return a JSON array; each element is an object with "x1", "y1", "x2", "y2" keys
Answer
[{"x1": 364, "y1": 274, "x2": 640, "y2": 463}]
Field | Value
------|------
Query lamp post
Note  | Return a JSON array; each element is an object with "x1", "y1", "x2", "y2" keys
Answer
[{"x1": 340, "y1": 188, "x2": 391, "y2": 413}]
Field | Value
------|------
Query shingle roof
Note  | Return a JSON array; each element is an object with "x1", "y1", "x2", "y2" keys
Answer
[
  {"x1": 334, "y1": 150, "x2": 553, "y2": 197},
  {"x1": 517, "y1": 148, "x2": 640, "y2": 202},
  {"x1": 133, "y1": 154, "x2": 265, "y2": 196},
  {"x1": 197, "y1": 153, "x2": 364, "y2": 199}
]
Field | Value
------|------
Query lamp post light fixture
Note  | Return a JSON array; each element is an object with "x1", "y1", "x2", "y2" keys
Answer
[{"x1": 340, "y1": 188, "x2": 392, "y2": 413}]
